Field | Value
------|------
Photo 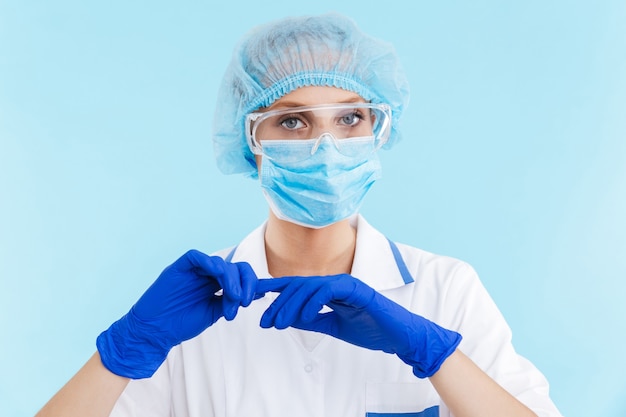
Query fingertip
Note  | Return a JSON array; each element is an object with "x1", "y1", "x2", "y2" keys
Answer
[
  {"x1": 235, "y1": 261, "x2": 255, "y2": 276},
  {"x1": 236, "y1": 262, "x2": 258, "y2": 306},
  {"x1": 273, "y1": 310, "x2": 292, "y2": 330},
  {"x1": 221, "y1": 262, "x2": 243, "y2": 301},
  {"x1": 208, "y1": 255, "x2": 226, "y2": 275},
  {"x1": 259, "y1": 313, "x2": 272, "y2": 329},
  {"x1": 256, "y1": 277, "x2": 291, "y2": 294},
  {"x1": 255, "y1": 279, "x2": 272, "y2": 294},
  {"x1": 187, "y1": 251, "x2": 226, "y2": 278},
  {"x1": 259, "y1": 304, "x2": 278, "y2": 328},
  {"x1": 223, "y1": 303, "x2": 239, "y2": 321}
]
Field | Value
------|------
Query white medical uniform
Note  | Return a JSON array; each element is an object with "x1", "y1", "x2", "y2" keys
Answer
[{"x1": 110, "y1": 215, "x2": 562, "y2": 417}]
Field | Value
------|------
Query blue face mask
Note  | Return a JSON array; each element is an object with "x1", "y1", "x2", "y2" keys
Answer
[{"x1": 259, "y1": 135, "x2": 382, "y2": 228}]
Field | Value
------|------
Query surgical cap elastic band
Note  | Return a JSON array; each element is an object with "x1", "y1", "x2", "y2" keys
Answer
[{"x1": 244, "y1": 71, "x2": 379, "y2": 114}]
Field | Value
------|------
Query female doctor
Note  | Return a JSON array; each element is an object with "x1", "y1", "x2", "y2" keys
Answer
[{"x1": 36, "y1": 12, "x2": 562, "y2": 417}]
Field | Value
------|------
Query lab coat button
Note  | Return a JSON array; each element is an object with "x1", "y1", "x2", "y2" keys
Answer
[{"x1": 304, "y1": 364, "x2": 313, "y2": 373}]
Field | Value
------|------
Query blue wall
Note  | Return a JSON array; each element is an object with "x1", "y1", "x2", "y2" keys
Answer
[{"x1": 1, "y1": 1, "x2": 625, "y2": 415}]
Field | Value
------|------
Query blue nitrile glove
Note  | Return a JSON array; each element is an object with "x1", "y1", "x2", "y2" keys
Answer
[
  {"x1": 257, "y1": 274, "x2": 462, "y2": 378},
  {"x1": 97, "y1": 250, "x2": 257, "y2": 379}
]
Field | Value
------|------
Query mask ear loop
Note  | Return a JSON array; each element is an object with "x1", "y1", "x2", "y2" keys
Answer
[{"x1": 310, "y1": 132, "x2": 339, "y2": 155}]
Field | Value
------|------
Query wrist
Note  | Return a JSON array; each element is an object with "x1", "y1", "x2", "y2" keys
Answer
[
  {"x1": 96, "y1": 312, "x2": 171, "y2": 379},
  {"x1": 400, "y1": 315, "x2": 463, "y2": 379}
]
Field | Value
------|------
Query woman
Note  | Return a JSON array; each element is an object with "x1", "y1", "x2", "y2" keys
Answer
[{"x1": 36, "y1": 12, "x2": 562, "y2": 417}]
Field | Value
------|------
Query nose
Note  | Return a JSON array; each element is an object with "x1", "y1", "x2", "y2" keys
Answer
[
  {"x1": 309, "y1": 116, "x2": 338, "y2": 140},
  {"x1": 310, "y1": 132, "x2": 339, "y2": 155}
]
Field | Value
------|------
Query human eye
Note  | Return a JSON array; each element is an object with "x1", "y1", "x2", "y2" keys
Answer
[
  {"x1": 338, "y1": 111, "x2": 365, "y2": 127},
  {"x1": 278, "y1": 115, "x2": 306, "y2": 130}
]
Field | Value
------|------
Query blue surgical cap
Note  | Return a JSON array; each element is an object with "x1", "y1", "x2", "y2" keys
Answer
[{"x1": 212, "y1": 12, "x2": 410, "y2": 178}]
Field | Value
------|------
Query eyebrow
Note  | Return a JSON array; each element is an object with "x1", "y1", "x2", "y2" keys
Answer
[{"x1": 268, "y1": 97, "x2": 366, "y2": 110}]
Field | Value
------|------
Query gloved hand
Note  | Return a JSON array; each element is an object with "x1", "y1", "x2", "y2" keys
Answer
[
  {"x1": 257, "y1": 274, "x2": 462, "y2": 378},
  {"x1": 97, "y1": 250, "x2": 258, "y2": 379}
]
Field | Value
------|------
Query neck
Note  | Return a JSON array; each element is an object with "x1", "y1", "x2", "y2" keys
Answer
[{"x1": 264, "y1": 211, "x2": 357, "y2": 277}]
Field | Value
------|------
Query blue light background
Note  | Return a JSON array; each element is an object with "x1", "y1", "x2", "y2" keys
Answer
[{"x1": 1, "y1": 1, "x2": 625, "y2": 415}]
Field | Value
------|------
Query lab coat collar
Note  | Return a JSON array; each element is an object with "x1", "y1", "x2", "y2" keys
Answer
[{"x1": 229, "y1": 214, "x2": 409, "y2": 292}]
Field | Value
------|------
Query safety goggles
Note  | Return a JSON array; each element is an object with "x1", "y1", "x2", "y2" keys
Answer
[{"x1": 245, "y1": 103, "x2": 392, "y2": 158}]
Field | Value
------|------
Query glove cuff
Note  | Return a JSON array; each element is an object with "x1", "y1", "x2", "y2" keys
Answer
[
  {"x1": 96, "y1": 312, "x2": 171, "y2": 379},
  {"x1": 400, "y1": 316, "x2": 463, "y2": 379}
]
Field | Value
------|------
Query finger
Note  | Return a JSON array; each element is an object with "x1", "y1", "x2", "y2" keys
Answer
[
  {"x1": 185, "y1": 250, "x2": 226, "y2": 279},
  {"x1": 255, "y1": 277, "x2": 293, "y2": 295},
  {"x1": 260, "y1": 278, "x2": 308, "y2": 329},
  {"x1": 214, "y1": 259, "x2": 243, "y2": 301},
  {"x1": 274, "y1": 280, "x2": 318, "y2": 329},
  {"x1": 335, "y1": 276, "x2": 377, "y2": 309},
  {"x1": 290, "y1": 311, "x2": 338, "y2": 337},
  {"x1": 186, "y1": 253, "x2": 250, "y2": 321},
  {"x1": 235, "y1": 262, "x2": 258, "y2": 307},
  {"x1": 190, "y1": 255, "x2": 240, "y2": 320},
  {"x1": 315, "y1": 274, "x2": 374, "y2": 309},
  {"x1": 219, "y1": 262, "x2": 243, "y2": 320},
  {"x1": 267, "y1": 278, "x2": 328, "y2": 329},
  {"x1": 300, "y1": 282, "x2": 335, "y2": 322}
]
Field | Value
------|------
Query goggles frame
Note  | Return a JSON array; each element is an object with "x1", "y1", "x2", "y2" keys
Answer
[{"x1": 245, "y1": 102, "x2": 392, "y2": 156}]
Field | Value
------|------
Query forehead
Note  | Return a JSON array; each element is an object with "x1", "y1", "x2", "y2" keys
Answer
[{"x1": 267, "y1": 86, "x2": 366, "y2": 110}]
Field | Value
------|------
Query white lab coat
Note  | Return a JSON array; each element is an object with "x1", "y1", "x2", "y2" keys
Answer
[{"x1": 110, "y1": 215, "x2": 562, "y2": 417}]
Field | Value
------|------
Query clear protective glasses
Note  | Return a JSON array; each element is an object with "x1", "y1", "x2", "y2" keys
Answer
[{"x1": 245, "y1": 103, "x2": 392, "y2": 162}]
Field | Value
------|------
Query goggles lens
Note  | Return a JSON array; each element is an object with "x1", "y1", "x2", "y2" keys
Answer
[{"x1": 245, "y1": 103, "x2": 392, "y2": 159}]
